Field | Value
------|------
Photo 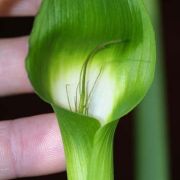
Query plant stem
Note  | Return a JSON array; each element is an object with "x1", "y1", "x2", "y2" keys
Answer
[
  {"x1": 53, "y1": 106, "x2": 118, "y2": 180},
  {"x1": 135, "y1": 0, "x2": 170, "y2": 180}
]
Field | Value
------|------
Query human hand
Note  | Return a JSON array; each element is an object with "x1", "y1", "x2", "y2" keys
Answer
[{"x1": 0, "y1": 1, "x2": 65, "y2": 179}]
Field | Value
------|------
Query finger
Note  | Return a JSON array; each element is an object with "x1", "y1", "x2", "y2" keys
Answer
[
  {"x1": 0, "y1": 113, "x2": 65, "y2": 180},
  {"x1": 0, "y1": 0, "x2": 41, "y2": 17},
  {"x1": 0, "y1": 37, "x2": 33, "y2": 96}
]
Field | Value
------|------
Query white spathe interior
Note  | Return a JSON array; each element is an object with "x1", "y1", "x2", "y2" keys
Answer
[{"x1": 51, "y1": 64, "x2": 126, "y2": 124}]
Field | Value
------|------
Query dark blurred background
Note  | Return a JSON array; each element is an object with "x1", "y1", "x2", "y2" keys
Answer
[{"x1": 0, "y1": 0, "x2": 179, "y2": 179}]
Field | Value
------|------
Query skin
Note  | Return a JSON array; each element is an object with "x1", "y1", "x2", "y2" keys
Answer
[{"x1": 0, "y1": 1, "x2": 66, "y2": 179}]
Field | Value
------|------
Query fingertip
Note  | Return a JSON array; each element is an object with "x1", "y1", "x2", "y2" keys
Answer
[
  {"x1": 0, "y1": 0, "x2": 41, "y2": 17},
  {"x1": 0, "y1": 114, "x2": 65, "y2": 179},
  {"x1": 0, "y1": 37, "x2": 33, "y2": 96}
]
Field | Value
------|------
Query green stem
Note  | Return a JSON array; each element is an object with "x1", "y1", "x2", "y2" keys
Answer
[
  {"x1": 87, "y1": 121, "x2": 118, "y2": 180},
  {"x1": 135, "y1": 0, "x2": 170, "y2": 180},
  {"x1": 53, "y1": 105, "x2": 118, "y2": 180}
]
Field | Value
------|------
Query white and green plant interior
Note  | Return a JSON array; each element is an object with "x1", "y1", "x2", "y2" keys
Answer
[{"x1": 26, "y1": 0, "x2": 156, "y2": 180}]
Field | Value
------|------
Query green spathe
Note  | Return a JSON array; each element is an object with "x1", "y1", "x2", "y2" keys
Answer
[
  {"x1": 53, "y1": 106, "x2": 117, "y2": 180},
  {"x1": 26, "y1": 0, "x2": 156, "y2": 179}
]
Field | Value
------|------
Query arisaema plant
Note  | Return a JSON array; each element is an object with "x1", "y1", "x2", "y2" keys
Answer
[{"x1": 26, "y1": 0, "x2": 156, "y2": 180}]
